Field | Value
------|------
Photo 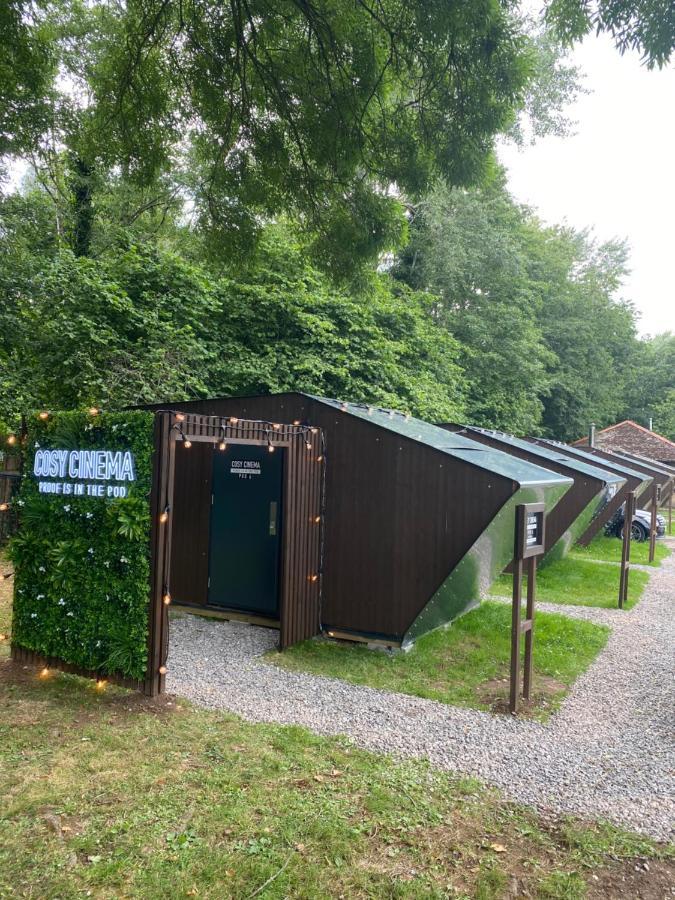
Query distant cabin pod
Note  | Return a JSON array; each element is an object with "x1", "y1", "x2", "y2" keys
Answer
[
  {"x1": 573, "y1": 447, "x2": 674, "y2": 512},
  {"x1": 441, "y1": 426, "x2": 626, "y2": 560},
  {"x1": 146, "y1": 394, "x2": 572, "y2": 648},
  {"x1": 530, "y1": 441, "x2": 655, "y2": 517}
]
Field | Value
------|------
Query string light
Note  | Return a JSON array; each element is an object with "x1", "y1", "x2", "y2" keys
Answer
[
  {"x1": 159, "y1": 665, "x2": 167, "y2": 675},
  {"x1": 163, "y1": 591, "x2": 172, "y2": 606},
  {"x1": 38, "y1": 411, "x2": 49, "y2": 421},
  {"x1": 292, "y1": 420, "x2": 301, "y2": 426},
  {"x1": 272, "y1": 423, "x2": 281, "y2": 430},
  {"x1": 268, "y1": 442, "x2": 275, "y2": 453},
  {"x1": 39, "y1": 667, "x2": 50, "y2": 678},
  {"x1": 159, "y1": 505, "x2": 170, "y2": 524},
  {"x1": 305, "y1": 440, "x2": 312, "y2": 450},
  {"x1": 229, "y1": 417, "x2": 239, "y2": 425},
  {"x1": 174, "y1": 413, "x2": 185, "y2": 422},
  {"x1": 308, "y1": 573, "x2": 319, "y2": 583},
  {"x1": 0, "y1": 502, "x2": 9, "y2": 512},
  {"x1": 313, "y1": 516, "x2": 321, "y2": 524},
  {"x1": 88, "y1": 407, "x2": 99, "y2": 416},
  {"x1": 96, "y1": 678, "x2": 107, "y2": 690},
  {"x1": 316, "y1": 455, "x2": 324, "y2": 463},
  {"x1": 218, "y1": 439, "x2": 227, "y2": 451},
  {"x1": 183, "y1": 437, "x2": 192, "y2": 449},
  {"x1": 6, "y1": 434, "x2": 16, "y2": 446}
]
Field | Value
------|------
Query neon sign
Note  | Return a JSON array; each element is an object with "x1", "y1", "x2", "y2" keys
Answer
[{"x1": 33, "y1": 448, "x2": 136, "y2": 498}]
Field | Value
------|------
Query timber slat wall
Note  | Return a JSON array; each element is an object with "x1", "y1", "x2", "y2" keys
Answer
[
  {"x1": 442, "y1": 426, "x2": 605, "y2": 556},
  {"x1": 168, "y1": 411, "x2": 323, "y2": 648},
  {"x1": 148, "y1": 394, "x2": 515, "y2": 642},
  {"x1": 533, "y1": 442, "x2": 652, "y2": 543},
  {"x1": 584, "y1": 448, "x2": 674, "y2": 510}
]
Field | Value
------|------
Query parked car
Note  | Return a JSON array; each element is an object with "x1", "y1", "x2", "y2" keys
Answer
[{"x1": 605, "y1": 505, "x2": 666, "y2": 542}]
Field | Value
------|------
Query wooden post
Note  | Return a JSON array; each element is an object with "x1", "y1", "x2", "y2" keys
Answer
[
  {"x1": 619, "y1": 490, "x2": 635, "y2": 609},
  {"x1": 669, "y1": 487, "x2": 673, "y2": 535},
  {"x1": 523, "y1": 556, "x2": 536, "y2": 701},
  {"x1": 648, "y1": 483, "x2": 658, "y2": 563},
  {"x1": 145, "y1": 412, "x2": 175, "y2": 697},
  {"x1": 510, "y1": 503, "x2": 545, "y2": 714},
  {"x1": 510, "y1": 557, "x2": 523, "y2": 714}
]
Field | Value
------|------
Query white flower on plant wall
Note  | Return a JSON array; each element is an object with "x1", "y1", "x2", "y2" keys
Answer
[
  {"x1": 34, "y1": 442, "x2": 40, "y2": 448},
  {"x1": 36, "y1": 594, "x2": 44, "y2": 599},
  {"x1": 85, "y1": 512, "x2": 93, "y2": 519},
  {"x1": 63, "y1": 504, "x2": 71, "y2": 512},
  {"x1": 66, "y1": 611, "x2": 74, "y2": 617},
  {"x1": 87, "y1": 548, "x2": 94, "y2": 555},
  {"x1": 38, "y1": 566, "x2": 46, "y2": 572},
  {"x1": 30, "y1": 612, "x2": 37, "y2": 619},
  {"x1": 58, "y1": 598, "x2": 66, "y2": 606}
]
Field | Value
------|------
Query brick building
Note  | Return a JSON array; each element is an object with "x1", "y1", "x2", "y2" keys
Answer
[{"x1": 573, "y1": 420, "x2": 675, "y2": 465}]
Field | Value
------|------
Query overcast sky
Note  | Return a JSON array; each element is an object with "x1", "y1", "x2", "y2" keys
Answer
[{"x1": 499, "y1": 32, "x2": 675, "y2": 338}]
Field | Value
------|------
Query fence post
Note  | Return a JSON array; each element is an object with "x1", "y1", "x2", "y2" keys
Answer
[
  {"x1": 619, "y1": 491, "x2": 635, "y2": 608},
  {"x1": 648, "y1": 483, "x2": 659, "y2": 563}
]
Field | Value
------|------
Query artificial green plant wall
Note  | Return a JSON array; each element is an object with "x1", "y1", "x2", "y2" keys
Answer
[{"x1": 10, "y1": 411, "x2": 155, "y2": 681}]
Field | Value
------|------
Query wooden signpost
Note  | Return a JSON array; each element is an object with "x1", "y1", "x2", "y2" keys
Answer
[
  {"x1": 618, "y1": 490, "x2": 636, "y2": 609},
  {"x1": 510, "y1": 502, "x2": 545, "y2": 714},
  {"x1": 648, "y1": 483, "x2": 660, "y2": 563}
]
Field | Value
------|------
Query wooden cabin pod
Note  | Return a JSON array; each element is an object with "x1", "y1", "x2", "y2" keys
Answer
[
  {"x1": 441, "y1": 426, "x2": 625, "y2": 558},
  {"x1": 147, "y1": 394, "x2": 572, "y2": 647}
]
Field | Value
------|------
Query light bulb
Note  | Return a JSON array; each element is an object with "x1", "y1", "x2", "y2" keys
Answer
[
  {"x1": 183, "y1": 439, "x2": 192, "y2": 449},
  {"x1": 163, "y1": 592, "x2": 171, "y2": 605},
  {"x1": 159, "y1": 508, "x2": 169, "y2": 524},
  {"x1": 218, "y1": 440, "x2": 227, "y2": 451},
  {"x1": 174, "y1": 413, "x2": 185, "y2": 422},
  {"x1": 229, "y1": 417, "x2": 239, "y2": 425},
  {"x1": 159, "y1": 665, "x2": 167, "y2": 675},
  {"x1": 88, "y1": 407, "x2": 99, "y2": 416},
  {"x1": 7, "y1": 435, "x2": 16, "y2": 446},
  {"x1": 0, "y1": 502, "x2": 9, "y2": 512},
  {"x1": 313, "y1": 516, "x2": 321, "y2": 524},
  {"x1": 305, "y1": 441, "x2": 312, "y2": 450},
  {"x1": 268, "y1": 443, "x2": 275, "y2": 453},
  {"x1": 273, "y1": 423, "x2": 281, "y2": 430},
  {"x1": 316, "y1": 455, "x2": 324, "y2": 463},
  {"x1": 38, "y1": 411, "x2": 49, "y2": 420},
  {"x1": 308, "y1": 573, "x2": 318, "y2": 583}
]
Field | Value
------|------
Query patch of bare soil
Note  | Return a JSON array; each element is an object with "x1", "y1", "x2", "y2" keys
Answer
[
  {"x1": 588, "y1": 857, "x2": 675, "y2": 899},
  {"x1": 478, "y1": 674, "x2": 567, "y2": 717}
]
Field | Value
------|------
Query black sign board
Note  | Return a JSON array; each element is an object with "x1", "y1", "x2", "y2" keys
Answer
[{"x1": 515, "y1": 502, "x2": 545, "y2": 559}]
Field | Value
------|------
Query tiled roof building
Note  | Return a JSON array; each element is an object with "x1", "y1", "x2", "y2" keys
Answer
[{"x1": 573, "y1": 420, "x2": 675, "y2": 465}]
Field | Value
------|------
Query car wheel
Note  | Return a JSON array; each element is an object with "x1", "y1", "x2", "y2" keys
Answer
[{"x1": 630, "y1": 522, "x2": 648, "y2": 542}]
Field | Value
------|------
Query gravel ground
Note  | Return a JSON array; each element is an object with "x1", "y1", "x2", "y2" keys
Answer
[{"x1": 167, "y1": 545, "x2": 675, "y2": 842}]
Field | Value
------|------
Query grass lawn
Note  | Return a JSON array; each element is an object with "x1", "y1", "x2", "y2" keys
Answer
[
  {"x1": 0, "y1": 555, "x2": 673, "y2": 899},
  {"x1": 270, "y1": 602, "x2": 608, "y2": 719},
  {"x1": 489, "y1": 556, "x2": 651, "y2": 610},
  {"x1": 569, "y1": 534, "x2": 669, "y2": 567}
]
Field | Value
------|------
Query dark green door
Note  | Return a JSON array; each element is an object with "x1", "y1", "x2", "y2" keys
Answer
[{"x1": 208, "y1": 445, "x2": 284, "y2": 616}]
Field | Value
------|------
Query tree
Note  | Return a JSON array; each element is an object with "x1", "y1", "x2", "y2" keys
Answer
[
  {"x1": 545, "y1": 0, "x2": 675, "y2": 68},
  {"x1": 394, "y1": 174, "x2": 554, "y2": 433},
  {"x1": 9, "y1": 0, "x2": 539, "y2": 270},
  {"x1": 620, "y1": 332, "x2": 675, "y2": 428},
  {"x1": 0, "y1": 1, "x2": 56, "y2": 160},
  {"x1": 529, "y1": 226, "x2": 638, "y2": 440}
]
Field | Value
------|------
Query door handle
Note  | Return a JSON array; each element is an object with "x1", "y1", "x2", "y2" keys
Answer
[{"x1": 269, "y1": 501, "x2": 278, "y2": 536}]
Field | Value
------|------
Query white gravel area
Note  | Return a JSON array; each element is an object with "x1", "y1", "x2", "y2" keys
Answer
[{"x1": 166, "y1": 547, "x2": 675, "y2": 842}]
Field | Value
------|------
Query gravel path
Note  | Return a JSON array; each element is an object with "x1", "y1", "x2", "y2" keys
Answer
[{"x1": 167, "y1": 548, "x2": 675, "y2": 842}]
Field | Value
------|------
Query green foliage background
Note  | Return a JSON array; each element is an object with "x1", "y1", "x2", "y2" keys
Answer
[{"x1": 9, "y1": 411, "x2": 155, "y2": 681}]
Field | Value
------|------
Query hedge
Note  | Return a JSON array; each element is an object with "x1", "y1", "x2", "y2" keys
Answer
[{"x1": 9, "y1": 411, "x2": 155, "y2": 681}]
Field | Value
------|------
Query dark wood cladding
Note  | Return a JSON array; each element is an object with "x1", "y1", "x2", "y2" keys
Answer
[
  {"x1": 527, "y1": 440, "x2": 646, "y2": 546},
  {"x1": 441, "y1": 427, "x2": 603, "y2": 557},
  {"x1": 581, "y1": 448, "x2": 673, "y2": 509},
  {"x1": 166, "y1": 411, "x2": 322, "y2": 648},
  {"x1": 147, "y1": 395, "x2": 514, "y2": 641}
]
